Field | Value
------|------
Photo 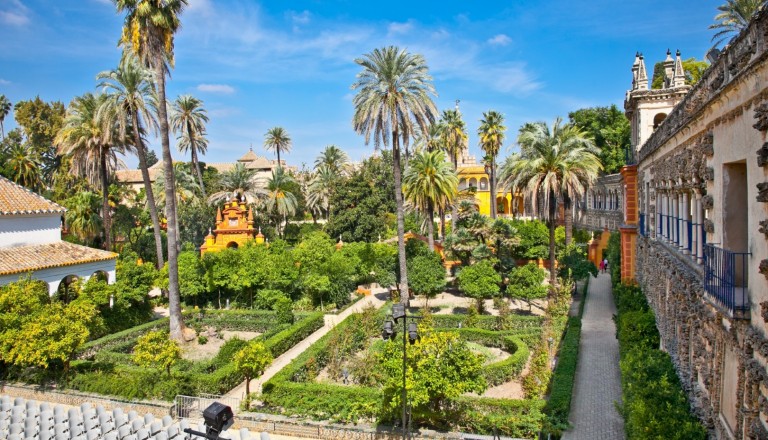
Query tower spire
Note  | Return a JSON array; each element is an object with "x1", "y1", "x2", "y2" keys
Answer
[
  {"x1": 672, "y1": 49, "x2": 686, "y2": 87},
  {"x1": 663, "y1": 49, "x2": 675, "y2": 88},
  {"x1": 631, "y1": 52, "x2": 641, "y2": 90},
  {"x1": 636, "y1": 53, "x2": 648, "y2": 90}
]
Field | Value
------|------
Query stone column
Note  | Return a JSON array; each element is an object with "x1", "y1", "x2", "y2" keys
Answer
[
  {"x1": 694, "y1": 189, "x2": 703, "y2": 264},
  {"x1": 682, "y1": 190, "x2": 690, "y2": 255}
]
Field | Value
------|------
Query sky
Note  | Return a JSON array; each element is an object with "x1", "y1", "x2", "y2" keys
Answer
[{"x1": 0, "y1": 0, "x2": 724, "y2": 169}]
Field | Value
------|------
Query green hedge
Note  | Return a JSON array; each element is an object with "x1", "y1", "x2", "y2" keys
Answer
[
  {"x1": 78, "y1": 318, "x2": 169, "y2": 357},
  {"x1": 261, "y1": 381, "x2": 381, "y2": 423},
  {"x1": 482, "y1": 336, "x2": 530, "y2": 386},
  {"x1": 432, "y1": 314, "x2": 544, "y2": 331},
  {"x1": 451, "y1": 397, "x2": 547, "y2": 438},
  {"x1": 543, "y1": 316, "x2": 582, "y2": 435},
  {"x1": 264, "y1": 312, "x2": 324, "y2": 358},
  {"x1": 613, "y1": 283, "x2": 706, "y2": 439}
]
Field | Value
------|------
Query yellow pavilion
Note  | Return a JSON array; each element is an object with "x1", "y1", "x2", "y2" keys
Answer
[{"x1": 200, "y1": 197, "x2": 264, "y2": 255}]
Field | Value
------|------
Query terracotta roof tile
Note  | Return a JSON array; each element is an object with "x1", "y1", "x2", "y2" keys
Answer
[
  {"x1": 0, "y1": 241, "x2": 117, "y2": 276},
  {"x1": 0, "y1": 176, "x2": 66, "y2": 216}
]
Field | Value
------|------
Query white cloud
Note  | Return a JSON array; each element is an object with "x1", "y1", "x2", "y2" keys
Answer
[
  {"x1": 197, "y1": 83, "x2": 235, "y2": 94},
  {"x1": 289, "y1": 10, "x2": 311, "y2": 25},
  {"x1": 487, "y1": 34, "x2": 511, "y2": 46},
  {"x1": 186, "y1": 0, "x2": 213, "y2": 15},
  {"x1": 0, "y1": 79, "x2": 10, "y2": 85},
  {"x1": 0, "y1": 0, "x2": 30, "y2": 26},
  {"x1": 387, "y1": 20, "x2": 414, "y2": 36}
]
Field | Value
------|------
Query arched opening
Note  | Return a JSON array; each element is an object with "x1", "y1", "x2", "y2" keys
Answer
[
  {"x1": 479, "y1": 177, "x2": 489, "y2": 191},
  {"x1": 653, "y1": 113, "x2": 667, "y2": 129},
  {"x1": 55, "y1": 275, "x2": 79, "y2": 303},
  {"x1": 497, "y1": 197, "x2": 509, "y2": 214},
  {"x1": 91, "y1": 270, "x2": 108, "y2": 282},
  {"x1": 468, "y1": 178, "x2": 477, "y2": 189},
  {"x1": 458, "y1": 178, "x2": 467, "y2": 191},
  {"x1": 226, "y1": 242, "x2": 239, "y2": 249}
]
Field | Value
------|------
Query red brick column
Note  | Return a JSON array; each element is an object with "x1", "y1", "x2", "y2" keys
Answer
[{"x1": 620, "y1": 165, "x2": 638, "y2": 283}]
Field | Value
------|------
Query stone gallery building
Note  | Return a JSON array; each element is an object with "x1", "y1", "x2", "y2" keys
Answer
[
  {"x1": 0, "y1": 176, "x2": 117, "y2": 295},
  {"x1": 579, "y1": 9, "x2": 768, "y2": 439}
]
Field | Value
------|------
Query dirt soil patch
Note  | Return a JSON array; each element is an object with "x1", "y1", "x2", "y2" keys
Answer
[{"x1": 181, "y1": 329, "x2": 261, "y2": 361}]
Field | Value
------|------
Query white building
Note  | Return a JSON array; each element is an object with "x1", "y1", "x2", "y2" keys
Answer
[{"x1": 0, "y1": 176, "x2": 117, "y2": 295}]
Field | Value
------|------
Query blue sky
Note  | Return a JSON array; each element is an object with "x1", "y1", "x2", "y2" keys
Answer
[{"x1": 0, "y1": 0, "x2": 723, "y2": 169}]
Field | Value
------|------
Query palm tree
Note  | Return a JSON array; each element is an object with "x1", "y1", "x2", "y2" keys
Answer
[
  {"x1": 499, "y1": 118, "x2": 601, "y2": 286},
  {"x1": 351, "y1": 46, "x2": 438, "y2": 303},
  {"x1": 97, "y1": 53, "x2": 165, "y2": 268},
  {"x1": 207, "y1": 162, "x2": 267, "y2": 205},
  {"x1": 402, "y1": 149, "x2": 458, "y2": 251},
  {"x1": 263, "y1": 126, "x2": 292, "y2": 166},
  {"x1": 305, "y1": 164, "x2": 335, "y2": 220},
  {"x1": 440, "y1": 109, "x2": 468, "y2": 232},
  {"x1": 478, "y1": 111, "x2": 506, "y2": 220},
  {"x1": 65, "y1": 191, "x2": 103, "y2": 246},
  {"x1": 5, "y1": 143, "x2": 43, "y2": 191},
  {"x1": 0, "y1": 95, "x2": 11, "y2": 140},
  {"x1": 265, "y1": 167, "x2": 298, "y2": 237},
  {"x1": 56, "y1": 93, "x2": 126, "y2": 252},
  {"x1": 153, "y1": 162, "x2": 200, "y2": 211},
  {"x1": 115, "y1": 0, "x2": 187, "y2": 341},
  {"x1": 710, "y1": 0, "x2": 764, "y2": 48},
  {"x1": 170, "y1": 94, "x2": 209, "y2": 198},
  {"x1": 315, "y1": 144, "x2": 348, "y2": 175}
]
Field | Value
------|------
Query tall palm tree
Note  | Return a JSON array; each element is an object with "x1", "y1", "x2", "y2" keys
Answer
[
  {"x1": 5, "y1": 143, "x2": 43, "y2": 191},
  {"x1": 499, "y1": 118, "x2": 601, "y2": 286},
  {"x1": 115, "y1": 0, "x2": 187, "y2": 341},
  {"x1": 65, "y1": 191, "x2": 103, "y2": 246},
  {"x1": 710, "y1": 0, "x2": 764, "y2": 48},
  {"x1": 56, "y1": 93, "x2": 126, "y2": 252},
  {"x1": 265, "y1": 167, "x2": 298, "y2": 237},
  {"x1": 0, "y1": 95, "x2": 11, "y2": 140},
  {"x1": 170, "y1": 94, "x2": 209, "y2": 198},
  {"x1": 351, "y1": 46, "x2": 438, "y2": 303},
  {"x1": 402, "y1": 149, "x2": 458, "y2": 251},
  {"x1": 207, "y1": 162, "x2": 267, "y2": 205},
  {"x1": 97, "y1": 53, "x2": 165, "y2": 268},
  {"x1": 440, "y1": 109, "x2": 468, "y2": 232},
  {"x1": 263, "y1": 126, "x2": 292, "y2": 166},
  {"x1": 306, "y1": 164, "x2": 335, "y2": 220},
  {"x1": 315, "y1": 144, "x2": 349, "y2": 175},
  {"x1": 478, "y1": 111, "x2": 506, "y2": 220}
]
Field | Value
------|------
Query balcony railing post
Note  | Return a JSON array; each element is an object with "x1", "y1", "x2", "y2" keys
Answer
[{"x1": 704, "y1": 244, "x2": 750, "y2": 315}]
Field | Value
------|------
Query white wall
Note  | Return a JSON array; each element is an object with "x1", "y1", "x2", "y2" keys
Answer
[
  {"x1": 0, "y1": 214, "x2": 61, "y2": 248},
  {"x1": 0, "y1": 259, "x2": 116, "y2": 295}
]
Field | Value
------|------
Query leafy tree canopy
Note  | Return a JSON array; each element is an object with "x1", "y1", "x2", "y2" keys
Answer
[
  {"x1": 506, "y1": 263, "x2": 548, "y2": 311},
  {"x1": 407, "y1": 254, "x2": 446, "y2": 300},
  {"x1": 133, "y1": 330, "x2": 181, "y2": 375},
  {"x1": 567, "y1": 105, "x2": 629, "y2": 174},
  {"x1": 456, "y1": 260, "x2": 502, "y2": 302}
]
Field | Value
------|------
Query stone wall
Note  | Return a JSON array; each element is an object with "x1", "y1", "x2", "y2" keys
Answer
[{"x1": 636, "y1": 238, "x2": 768, "y2": 439}]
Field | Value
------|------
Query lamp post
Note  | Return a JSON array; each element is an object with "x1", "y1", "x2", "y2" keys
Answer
[{"x1": 382, "y1": 303, "x2": 421, "y2": 439}]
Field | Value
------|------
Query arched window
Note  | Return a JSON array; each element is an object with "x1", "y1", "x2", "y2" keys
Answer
[
  {"x1": 653, "y1": 113, "x2": 667, "y2": 129},
  {"x1": 458, "y1": 178, "x2": 467, "y2": 190},
  {"x1": 227, "y1": 242, "x2": 239, "y2": 249},
  {"x1": 479, "y1": 177, "x2": 488, "y2": 191},
  {"x1": 468, "y1": 178, "x2": 477, "y2": 189},
  {"x1": 54, "y1": 275, "x2": 79, "y2": 303}
]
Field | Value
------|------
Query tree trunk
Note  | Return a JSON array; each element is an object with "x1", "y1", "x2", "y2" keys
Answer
[
  {"x1": 392, "y1": 131, "x2": 409, "y2": 305},
  {"x1": 548, "y1": 190, "x2": 557, "y2": 288},
  {"x1": 490, "y1": 160, "x2": 497, "y2": 219},
  {"x1": 245, "y1": 375, "x2": 251, "y2": 396},
  {"x1": 276, "y1": 149, "x2": 281, "y2": 168},
  {"x1": 189, "y1": 137, "x2": 207, "y2": 199},
  {"x1": 154, "y1": 59, "x2": 185, "y2": 342},
  {"x1": 427, "y1": 200, "x2": 435, "y2": 252},
  {"x1": 451, "y1": 154, "x2": 458, "y2": 234},
  {"x1": 132, "y1": 110, "x2": 165, "y2": 269},
  {"x1": 439, "y1": 207, "x2": 445, "y2": 240},
  {"x1": 100, "y1": 151, "x2": 112, "y2": 251},
  {"x1": 564, "y1": 193, "x2": 572, "y2": 246}
]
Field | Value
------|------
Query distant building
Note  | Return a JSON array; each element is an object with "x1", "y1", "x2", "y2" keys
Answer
[
  {"x1": 456, "y1": 150, "x2": 526, "y2": 217},
  {"x1": 115, "y1": 148, "x2": 295, "y2": 194},
  {"x1": 0, "y1": 176, "x2": 117, "y2": 295},
  {"x1": 199, "y1": 197, "x2": 264, "y2": 256}
]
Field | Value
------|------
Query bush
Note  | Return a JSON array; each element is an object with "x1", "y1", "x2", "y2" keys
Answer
[
  {"x1": 544, "y1": 316, "x2": 581, "y2": 435},
  {"x1": 456, "y1": 260, "x2": 502, "y2": 308}
]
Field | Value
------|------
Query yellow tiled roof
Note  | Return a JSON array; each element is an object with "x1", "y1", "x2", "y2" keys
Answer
[
  {"x1": 0, "y1": 241, "x2": 117, "y2": 276},
  {"x1": 0, "y1": 176, "x2": 66, "y2": 216}
]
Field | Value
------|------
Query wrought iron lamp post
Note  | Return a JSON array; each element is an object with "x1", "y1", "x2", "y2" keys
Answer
[{"x1": 382, "y1": 303, "x2": 421, "y2": 439}]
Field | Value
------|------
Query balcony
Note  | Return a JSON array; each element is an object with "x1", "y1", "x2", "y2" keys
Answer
[{"x1": 704, "y1": 244, "x2": 750, "y2": 316}]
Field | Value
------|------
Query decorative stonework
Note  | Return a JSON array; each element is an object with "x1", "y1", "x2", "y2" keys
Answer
[
  {"x1": 701, "y1": 132, "x2": 714, "y2": 156},
  {"x1": 760, "y1": 220, "x2": 768, "y2": 239},
  {"x1": 761, "y1": 301, "x2": 768, "y2": 323},
  {"x1": 758, "y1": 143, "x2": 768, "y2": 167},
  {"x1": 754, "y1": 103, "x2": 768, "y2": 132},
  {"x1": 704, "y1": 219, "x2": 715, "y2": 234},
  {"x1": 760, "y1": 259, "x2": 768, "y2": 281},
  {"x1": 758, "y1": 183, "x2": 768, "y2": 202},
  {"x1": 704, "y1": 167, "x2": 715, "y2": 182},
  {"x1": 702, "y1": 195, "x2": 714, "y2": 210}
]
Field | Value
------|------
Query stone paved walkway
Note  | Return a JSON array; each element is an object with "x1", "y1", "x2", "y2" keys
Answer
[
  {"x1": 225, "y1": 290, "x2": 388, "y2": 399},
  {"x1": 562, "y1": 272, "x2": 625, "y2": 440}
]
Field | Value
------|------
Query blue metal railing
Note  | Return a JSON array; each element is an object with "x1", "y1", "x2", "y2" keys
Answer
[
  {"x1": 684, "y1": 220, "x2": 692, "y2": 252},
  {"x1": 704, "y1": 244, "x2": 750, "y2": 313},
  {"x1": 639, "y1": 213, "x2": 645, "y2": 237}
]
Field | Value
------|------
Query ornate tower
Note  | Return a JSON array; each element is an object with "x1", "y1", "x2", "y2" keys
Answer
[{"x1": 200, "y1": 196, "x2": 258, "y2": 256}]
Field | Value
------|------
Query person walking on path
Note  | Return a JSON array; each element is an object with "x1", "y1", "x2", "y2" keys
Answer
[
  {"x1": 599, "y1": 259, "x2": 605, "y2": 273},
  {"x1": 562, "y1": 271, "x2": 624, "y2": 440}
]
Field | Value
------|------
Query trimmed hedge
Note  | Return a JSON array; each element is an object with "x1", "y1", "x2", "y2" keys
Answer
[
  {"x1": 264, "y1": 312, "x2": 324, "y2": 358},
  {"x1": 451, "y1": 397, "x2": 547, "y2": 438},
  {"x1": 432, "y1": 314, "x2": 544, "y2": 331},
  {"x1": 543, "y1": 316, "x2": 582, "y2": 434},
  {"x1": 79, "y1": 318, "x2": 169, "y2": 357}
]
